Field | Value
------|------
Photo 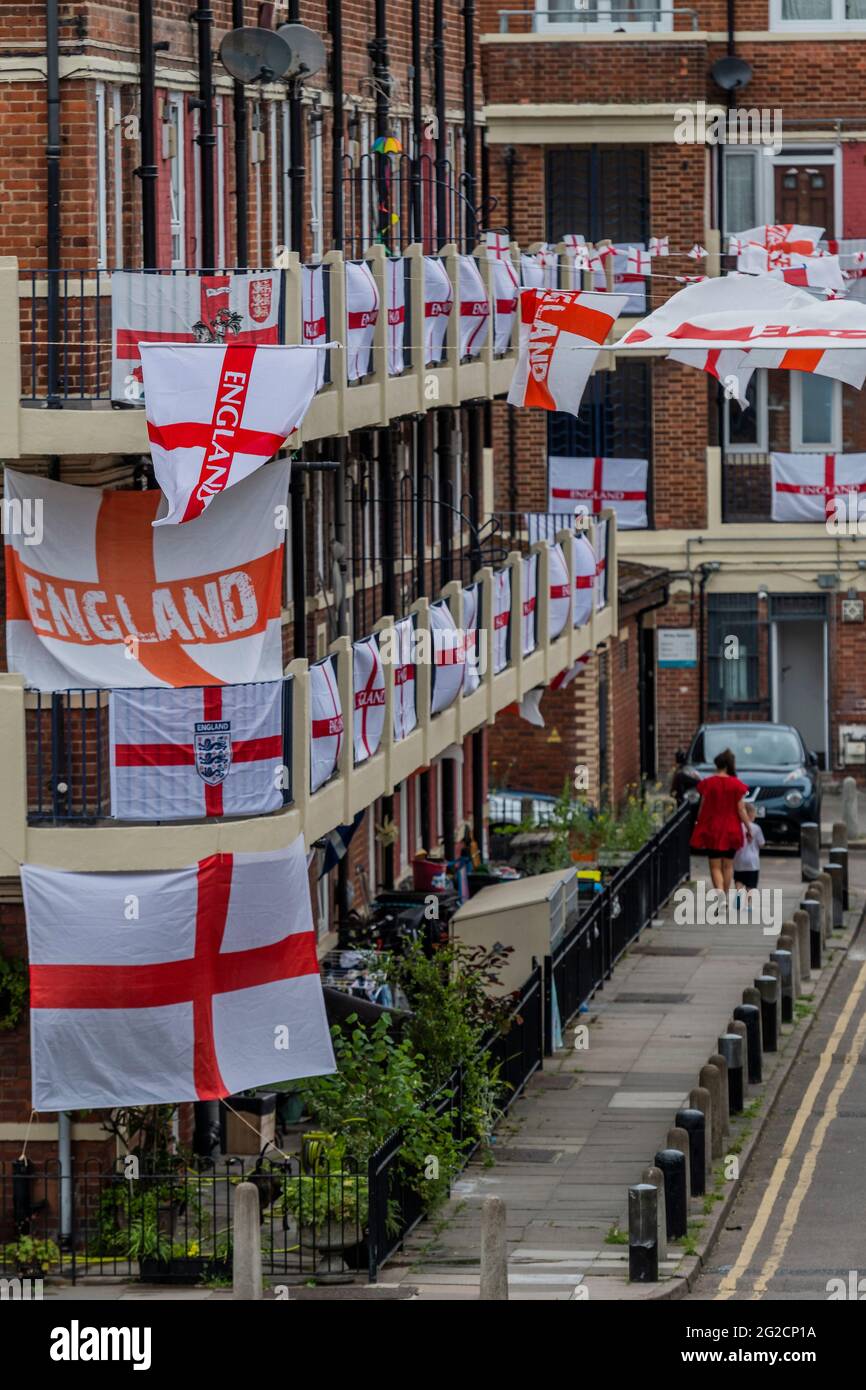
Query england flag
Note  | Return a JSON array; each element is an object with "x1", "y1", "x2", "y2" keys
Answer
[
  {"x1": 310, "y1": 656, "x2": 344, "y2": 793},
  {"x1": 352, "y1": 635, "x2": 385, "y2": 764},
  {"x1": 424, "y1": 256, "x2": 454, "y2": 364},
  {"x1": 771, "y1": 452, "x2": 866, "y2": 522},
  {"x1": 346, "y1": 260, "x2": 380, "y2": 381},
  {"x1": 549, "y1": 456, "x2": 648, "y2": 530}
]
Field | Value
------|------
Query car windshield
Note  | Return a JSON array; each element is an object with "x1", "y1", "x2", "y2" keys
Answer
[{"x1": 696, "y1": 728, "x2": 803, "y2": 768}]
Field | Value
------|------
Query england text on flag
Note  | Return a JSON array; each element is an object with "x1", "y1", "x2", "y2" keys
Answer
[
  {"x1": 22, "y1": 838, "x2": 335, "y2": 1111},
  {"x1": 770, "y1": 452, "x2": 866, "y2": 522},
  {"x1": 548, "y1": 456, "x2": 649, "y2": 530},
  {"x1": 109, "y1": 680, "x2": 284, "y2": 821},
  {"x1": 352, "y1": 635, "x2": 385, "y2": 764},
  {"x1": 507, "y1": 288, "x2": 629, "y2": 418},
  {"x1": 140, "y1": 343, "x2": 323, "y2": 525}
]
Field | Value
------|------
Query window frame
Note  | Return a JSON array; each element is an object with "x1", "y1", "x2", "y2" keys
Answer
[
  {"x1": 723, "y1": 369, "x2": 769, "y2": 454},
  {"x1": 769, "y1": 0, "x2": 866, "y2": 31},
  {"x1": 790, "y1": 374, "x2": 842, "y2": 452},
  {"x1": 163, "y1": 93, "x2": 186, "y2": 271},
  {"x1": 534, "y1": 0, "x2": 672, "y2": 34}
]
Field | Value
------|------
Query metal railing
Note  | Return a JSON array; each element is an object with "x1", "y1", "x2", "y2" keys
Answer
[
  {"x1": 497, "y1": 4, "x2": 699, "y2": 32},
  {"x1": 544, "y1": 801, "x2": 693, "y2": 1054}
]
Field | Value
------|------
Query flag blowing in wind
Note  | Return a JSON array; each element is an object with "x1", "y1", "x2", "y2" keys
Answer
[
  {"x1": 140, "y1": 343, "x2": 322, "y2": 525},
  {"x1": 22, "y1": 838, "x2": 336, "y2": 1111},
  {"x1": 508, "y1": 289, "x2": 629, "y2": 417}
]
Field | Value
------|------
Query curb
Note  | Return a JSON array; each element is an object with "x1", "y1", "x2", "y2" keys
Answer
[{"x1": 642, "y1": 905, "x2": 862, "y2": 1301}]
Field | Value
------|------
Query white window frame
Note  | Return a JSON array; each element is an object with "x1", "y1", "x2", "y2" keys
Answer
[
  {"x1": 192, "y1": 105, "x2": 202, "y2": 269},
  {"x1": 111, "y1": 86, "x2": 123, "y2": 268},
  {"x1": 281, "y1": 102, "x2": 292, "y2": 255},
  {"x1": 360, "y1": 112, "x2": 372, "y2": 249},
  {"x1": 724, "y1": 369, "x2": 769, "y2": 454},
  {"x1": 769, "y1": 0, "x2": 866, "y2": 31},
  {"x1": 216, "y1": 95, "x2": 226, "y2": 269},
  {"x1": 790, "y1": 374, "x2": 841, "y2": 451},
  {"x1": 95, "y1": 83, "x2": 108, "y2": 270},
  {"x1": 309, "y1": 100, "x2": 324, "y2": 262},
  {"x1": 269, "y1": 100, "x2": 279, "y2": 269},
  {"x1": 164, "y1": 94, "x2": 186, "y2": 270},
  {"x1": 534, "y1": 0, "x2": 673, "y2": 34}
]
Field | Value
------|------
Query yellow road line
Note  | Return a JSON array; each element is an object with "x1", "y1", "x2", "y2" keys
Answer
[{"x1": 716, "y1": 958, "x2": 866, "y2": 1300}]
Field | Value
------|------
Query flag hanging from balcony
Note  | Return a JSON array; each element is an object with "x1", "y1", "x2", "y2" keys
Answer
[
  {"x1": 573, "y1": 532, "x2": 597, "y2": 628},
  {"x1": 458, "y1": 254, "x2": 491, "y2": 359},
  {"x1": 139, "y1": 343, "x2": 322, "y2": 525},
  {"x1": 392, "y1": 615, "x2": 418, "y2": 742},
  {"x1": 730, "y1": 224, "x2": 824, "y2": 258},
  {"x1": 595, "y1": 517, "x2": 609, "y2": 611},
  {"x1": 430, "y1": 600, "x2": 466, "y2": 715},
  {"x1": 386, "y1": 256, "x2": 406, "y2": 375},
  {"x1": 737, "y1": 244, "x2": 845, "y2": 293},
  {"x1": 109, "y1": 680, "x2": 285, "y2": 821},
  {"x1": 485, "y1": 233, "x2": 519, "y2": 352},
  {"x1": 111, "y1": 270, "x2": 282, "y2": 403},
  {"x1": 548, "y1": 541, "x2": 571, "y2": 640},
  {"x1": 302, "y1": 263, "x2": 328, "y2": 390},
  {"x1": 550, "y1": 652, "x2": 590, "y2": 690},
  {"x1": 424, "y1": 256, "x2": 453, "y2": 364},
  {"x1": 770, "y1": 452, "x2": 866, "y2": 522},
  {"x1": 4, "y1": 463, "x2": 287, "y2": 692},
  {"x1": 592, "y1": 245, "x2": 647, "y2": 315},
  {"x1": 346, "y1": 260, "x2": 380, "y2": 381},
  {"x1": 21, "y1": 837, "x2": 335, "y2": 1111},
  {"x1": 493, "y1": 568, "x2": 511, "y2": 674},
  {"x1": 462, "y1": 584, "x2": 481, "y2": 696},
  {"x1": 549, "y1": 456, "x2": 648, "y2": 530},
  {"x1": 310, "y1": 656, "x2": 344, "y2": 793},
  {"x1": 352, "y1": 635, "x2": 385, "y2": 765},
  {"x1": 507, "y1": 288, "x2": 629, "y2": 418},
  {"x1": 522, "y1": 553, "x2": 538, "y2": 656}
]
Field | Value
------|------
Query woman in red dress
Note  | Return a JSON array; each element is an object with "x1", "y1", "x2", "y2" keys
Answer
[{"x1": 690, "y1": 748, "x2": 752, "y2": 892}]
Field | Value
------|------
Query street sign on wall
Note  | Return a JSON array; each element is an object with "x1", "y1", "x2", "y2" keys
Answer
[{"x1": 658, "y1": 628, "x2": 697, "y2": 669}]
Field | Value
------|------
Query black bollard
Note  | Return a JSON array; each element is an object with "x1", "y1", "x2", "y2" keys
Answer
[
  {"x1": 628, "y1": 1183, "x2": 659, "y2": 1283},
  {"x1": 718, "y1": 1033, "x2": 744, "y2": 1113},
  {"x1": 829, "y1": 847, "x2": 849, "y2": 912},
  {"x1": 675, "y1": 1108, "x2": 706, "y2": 1197},
  {"x1": 799, "y1": 822, "x2": 821, "y2": 880},
  {"x1": 800, "y1": 898, "x2": 823, "y2": 970},
  {"x1": 734, "y1": 1003, "x2": 762, "y2": 1084},
  {"x1": 755, "y1": 974, "x2": 779, "y2": 1052},
  {"x1": 771, "y1": 948, "x2": 794, "y2": 1024},
  {"x1": 824, "y1": 863, "x2": 844, "y2": 929},
  {"x1": 654, "y1": 1148, "x2": 687, "y2": 1241}
]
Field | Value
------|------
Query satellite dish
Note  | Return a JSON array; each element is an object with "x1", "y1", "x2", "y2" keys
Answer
[
  {"x1": 276, "y1": 23, "x2": 326, "y2": 80},
  {"x1": 711, "y1": 55, "x2": 753, "y2": 92},
  {"x1": 219, "y1": 27, "x2": 293, "y2": 84}
]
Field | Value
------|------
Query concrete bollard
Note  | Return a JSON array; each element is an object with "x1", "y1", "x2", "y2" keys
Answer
[
  {"x1": 667, "y1": 1126, "x2": 692, "y2": 1202},
  {"x1": 708, "y1": 1054, "x2": 731, "y2": 1134},
  {"x1": 689, "y1": 1087, "x2": 713, "y2": 1183},
  {"x1": 654, "y1": 1149, "x2": 688, "y2": 1241},
  {"x1": 799, "y1": 822, "x2": 821, "y2": 881},
  {"x1": 628, "y1": 1183, "x2": 659, "y2": 1283},
  {"x1": 816, "y1": 873, "x2": 833, "y2": 942},
  {"x1": 771, "y1": 949, "x2": 794, "y2": 1024},
  {"x1": 800, "y1": 897, "x2": 823, "y2": 970},
  {"x1": 779, "y1": 926, "x2": 801, "y2": 999},
  {"x1": 831, "y1": 820, "x2": 848, "y2": 851},
  {"x1": 755, "y1": 975, "x2": 779, "y2": 1052},
  {"x1": 824, "y1": 863, "x2": 844, "y2": 929},
  {"x1": 792, "y1": 909, "x2": 811, "y2": 982},
  {"x1": 700, "y1": 1063, "x2": 724, "y2": 1157},
  {"x1": 642, "y1": 1165, "x2": 668, "y2": 1262},
  {"x1": 734, "y1": 1003, "x2": 762, "y2": 1084},
  {"x1": 842, "y1": 776, "x2": 859, "y2": 840},
  {"x1": 479, "y1": 1195, "x2": 509, "y2": 1300},
  {"x1": 829, "y1": 846, "x2": 850, "y2": 912},
  {"x1": 727, "y1": 1019, "x2": 750, "y2": 1090},
  {"x1": 233, "y1": 1181, "x2": 263, "y2": 1301},
  {"x1": 718, "y1": 1034, "x2": 745, "y2": 1113},
  {"x1": 675, "y1": 1108, "x2": 707, "y2": 1197}
]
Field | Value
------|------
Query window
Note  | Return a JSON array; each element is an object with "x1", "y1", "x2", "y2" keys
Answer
[
  {"x1": 724, "y1": 152, "x2": 758, "y2": 237},
  {"x1": 707, "y1": 595, "x2": 759, "y2": 707},
  {"x1": 309, "y1": 99, "x2": 324, "y2": 262},
  {"x1": 547, "y1": 147, "x2": 649, "y2": 244},
  {"x1": 163, "y1": 95, "x2": 185, "y2": 269},
  {"x1": 111, "y1": 86, "x2": 123, "y2": 267},
  {"x1": 770, "y1": 0, "x2": 866, "y2": 28},
  {"x1": 724, "y1": 371, "x2": 768, "y2": 454},
  {"x1": 536, "y1": 0, "x2": 670, "y2": 32},
  {"x1": 549, "y1": 360, "x2": 652, "y2": 458},
  {"x1": 217, "y1": 96, "x2": 227, "y2": 269},
  {"x1": 791, "y1": 374, "x2": 840, "y2": 450},
  {"x1": 95, "y1": 83, "x2": 108, "y2": 269}
]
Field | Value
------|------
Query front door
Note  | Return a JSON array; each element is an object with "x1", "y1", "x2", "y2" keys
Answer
[
  {"x1": 774, "y1": 164, "x2": 835, "y2": 239},
  {"x1": 639, "y1": 625, "x2": 657, "y2": 781},
  {"x1": 772, "y1": 619, "x2": 827, "y2": 766}
]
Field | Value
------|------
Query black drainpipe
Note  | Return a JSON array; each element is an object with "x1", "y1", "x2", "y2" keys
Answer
[
  {"x1": 137, "y1": 0, "x2": 158, "y2": 269},
  {"x1": 288, "y1": 0, "x2": 305, "y2": 257},
  {"x1": 432, "y1": 0, "x2": 447, "y2": 247},
  {"x1": 191, "y1": 4, "x2": 216, "y2": 270},
  {"x1": 370, "y1": 0, "x2": 390, "y2": 248},
  {"x1": 462, "y1": 0, "x2": 476, "y2": 249},
  {"x1": 290, "y1": 462, "x2": 307, "y2": 659},
  {"x1": 410, "y1": 0, "x2": 423, "y2": 244},
  {"x1": 46, "y1": 0, "x2": 61, "y2": 406},
  {"x1": 329, "y1": 0, "x2": 344, "y2": 251},
  {"x1": 232, "y1": 0, "x2": 249, "y2": 267}
]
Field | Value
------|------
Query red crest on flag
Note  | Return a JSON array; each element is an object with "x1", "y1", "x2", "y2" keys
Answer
[{"x1": 248, "y1": 277, "x2": 273, "y2": 323}]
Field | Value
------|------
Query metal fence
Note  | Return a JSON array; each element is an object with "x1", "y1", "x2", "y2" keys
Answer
[{"x1": 544, "y1": 801, "x2": 693, "y2": 1054}]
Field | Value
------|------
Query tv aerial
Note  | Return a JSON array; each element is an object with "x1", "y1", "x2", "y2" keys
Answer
[
  {"x1": 218, "y1": 26, "x2": 293, "y2": 84},
  {"x1": 276, "y1": 23, "x2": 327, "y2": 82}
]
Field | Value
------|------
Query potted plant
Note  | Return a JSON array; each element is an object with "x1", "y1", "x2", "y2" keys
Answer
[
  {"x1": 280, "y1": 1171, "x2": 369, "y2": 1269},
  {"x1": 2, "y1": 1235, "x2": 59, "y2": 1278}
]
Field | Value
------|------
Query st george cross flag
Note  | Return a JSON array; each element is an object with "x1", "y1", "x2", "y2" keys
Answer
[
  {"x1": 430, "y1": 600, "x2": 466, "y2": 714},
  {"x1": 627, "y1": 247, "x2": 652, "y2": 277},
  {"x1": 22, "y1": 838, "x2": 335, "y2": 1110},
  {"x1": 522, "y1": 552, "x2": 538, "y2": 656},
  {"x1": 493, "y1": 568, "x2": 511, "y2": 674},
  {"x1": 770, "y1": 452, "x2": 866, "y2": 522},
  {"x1": 550, "y1": 652, "x2": 590, "y2": 690},
  {"x1": 738, "y1": 244, "x2": 845, "y2": 292},
  {"x1": 592, "y1": 245, "x2": 646, "y2": 315},
  {"x1": 140, "y1": 342, "x2": 321, "y2": 525},
  {"x1": 4, "y1": 464, "x2": 286, "y2": 691},
  {"x1": 595, "y1": 517, "x2": 609, "y2": 611},
  {"x1": 302, "y1": 263, "x2": 328, "y2": 389},
  {"x1": 111, "y1": 270, "x2": 281, "y2": 402},
  {"x1": 507, "y1": 288, "x2": 628, "y2": 417},
  {"x1": 386, "y1": 256, "x2": 406, "y2": 375},
  {"x1": 310, "y1": 656, "x2": 344, "y2": 793},
  {"x1": 424, "y1": 256, "x2": 453, "y2": 364},
  {"x1": 346, "y1": 260, "x2": 379, "y2": 381},
  {"x1": 549, "y1": 456, "x2": 648, "y2": 530},
  {"x1": 109, "y1": 680, "x2": 284, "y2": 821},
  {"x1": 458, "y1": 254, "x2": 491, "y2": 358},
  {"x1": 352, "y1": 635, "x2": 385, "y2": 765},
  {"x1": 392, "y1": 615, "x2": 418, "y2": 741},
  {"x1": 548, "y1": 541, "x2": 571, "y2": 640},
  {"x1": 731, "y1": 224, "x2": 824, "y2": 257},
  {"x1": 520, "y1": 253, "x2": 546, "y2": 290},
  {"x1": 462, "y1": 584, "x2": 481, "y2": 696},
  {"x1": 649, "y1": 236, "x2": 670, "y2": 257},
  {"x1": 485, "y1": 232, "x2": 519, "y2": 352},
  {"x1": 573, "y1": 532, "x2": 597, "y2": 627}
]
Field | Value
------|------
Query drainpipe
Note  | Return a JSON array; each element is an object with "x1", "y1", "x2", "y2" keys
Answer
[
  {"x1": 46, "y1": 0, "x2": 61, "y2": 406},
  {"x1": 369, "y1": 0, "x2": 390, "y2": 247},
  {"x1": 329, "y1": 0, "x2": 344, "y2": 251},
  {"x1": 463, "y1": 0, "x2": 477, "y2": 248},
  {"x1": 58, "y1": 1111, "x2": 72, "y2": 1245},
  {"x1": 137, "y1": 0, "x2": 158, "y2": 269},
  {"x1": 415, "y1": 414, "x2": 427, "y2": 603},
  {"x1": 233, "y1": 0, "x2": 249, "y2": 266},
  {"x1": 432, "y1": 0, "x2": 447, "y2": 247},
  {"x1": 437, "y1": 410, "x2": 454, "y2": 590},
  {"x1": 192, "y1": 3, "x2": 216, "y2": 270},
  {"x1": 291, "y1": 463, "x2": 308, "y2": 659},
  {"x1": 502, "y1": 144, "x2": 516, "y2": 237},
  {"x1": 697, "y1": 565, "x2": 712, "y2": 723},
  {"x1": 410, "y1": 0, "x2": 423, "y2": 243},
  {"x1": 288, "y1": 0, "x2": 305, "y2": 257}
]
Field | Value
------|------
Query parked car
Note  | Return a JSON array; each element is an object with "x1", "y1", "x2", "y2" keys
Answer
[{"x1": 682, "y1": 722, "x2": 821, "y2": 845}]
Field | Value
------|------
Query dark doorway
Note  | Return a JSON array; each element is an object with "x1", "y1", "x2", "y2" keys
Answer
[{"x1": 639, "y1": 624, "x2": 657, "y2": 781}]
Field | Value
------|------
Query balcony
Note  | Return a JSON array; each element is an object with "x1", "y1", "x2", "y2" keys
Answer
[
  {"x1": 0, "y1": 515, "x2": 619, "y2": 876},
  {"x1": 1, "y1": 243, "x2": 518, "y2": 461}
]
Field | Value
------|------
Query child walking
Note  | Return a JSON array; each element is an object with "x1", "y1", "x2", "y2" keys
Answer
[{"x1": 733, "y1": 802, "x2": 765, "y2": 893}]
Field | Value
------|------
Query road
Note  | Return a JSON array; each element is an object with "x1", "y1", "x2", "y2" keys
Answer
[{"x1": 689, "y1": 913, "x2": 866, "y2": 1302}]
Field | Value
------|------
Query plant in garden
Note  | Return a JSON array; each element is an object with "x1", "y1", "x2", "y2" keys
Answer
[
  {"x1": 0, "y1": 951, "x2": 27, "y2": 1032},
  {"x1": 2, "y1": 1234, "x2": 60, "y2": 1275}
]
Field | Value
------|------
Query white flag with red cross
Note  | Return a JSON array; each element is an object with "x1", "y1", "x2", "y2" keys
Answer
[
  {"x1": 649, "y1": 236, "x2": 670, "y2": 257},
  {"x1": 522, "y1": 552, "x2": 538, "y2": 656},
  {"x1": 595, "y1": 516, "x2": 609, "y2": 610},
  {"x1": 492, "y1": 567, "x2": 511, "y2": 674},
  {"x1": 352, "y1": 635, "x2": 385, "y2": 765},
  {"x1": 549, "y1": 456, "x2": 648, "y2": 530},
  {"x1": 392, "y1": 615, "x2": 418, "y2": 742},
  {"x1": 572, "y1": 531, "x2": 597, "y2": 628},
  {"x1": 548, "y1": 541, "x2": 571, "y2": 640},
  {"x1": 423, "y1": 256, "x2": 454, "y2": 364},
  {"x1": 302, "y1": 263, "x2": 328, "y2": 389},
  {"x1": 386, "y1": 256, "x2": 406, "y2": 376},
  {"x1": 770, "y1": 452, "x2": 866, "y2": 522},
  {"x1": 485, "y1": 232, "x2": 519, "y2": 350},
  {"x1": 507, "y1": 288, "x2": 629, "y2": 417},
  {"x1": 458, "y1": 254, "x2": 491, "y2": 359},
  {"x1": 22, "y1": 838, "x2": 335, "y2": 1111},
  {"x1": 139, "y1": 343, "x2": 321, "y2": 525},
  {"x1": 346, "y1": 260, "x2": 380, "y2": 381},
  {"x1": 4, "y1": 464, "x2": 287, "y2": 692},
  {"x1": 732, "y1": 224, "x2": 824, "y2": 257},
  {"x1": 627, "y1": 247, "x2": 652, "y2": 277},
  {"x1": 109, "y1": 680, "x2": 284, "y2": 821},
  {"x1": 550, "y1": 652, "x2": 590, "y2": 690},
  {"x1": 111, "y1": 270, "x2": 282, "y2": 403},
  {"x1": 462, "y1": 584, "x2": 482, "y2": 696},
  {"x1": 430, "y1": 600, "x2": 466, "y2": 715},
  {"x1": 310, "y1": 656, "x2": 344, "y2": 793}
]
